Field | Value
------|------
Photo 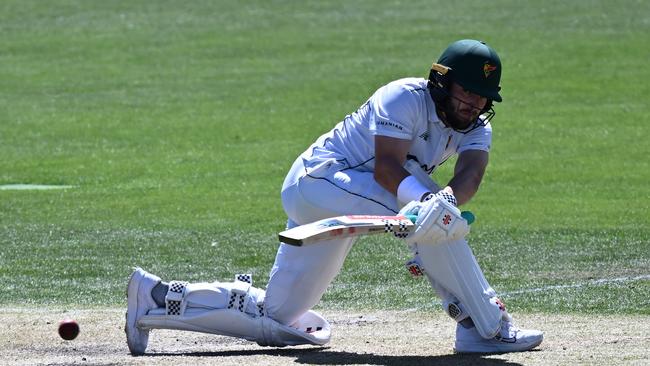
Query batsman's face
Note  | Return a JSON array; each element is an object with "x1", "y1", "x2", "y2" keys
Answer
[{"x1": 446, "y1": 83, "x2": 488, "y2": 129}]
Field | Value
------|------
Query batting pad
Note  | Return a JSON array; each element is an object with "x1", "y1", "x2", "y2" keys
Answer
[
  {"x1": 413, "y1": 238, "x2": 502, "y2": 339},
  {"x1": 138, "y1": 274, "x2": 330, "y2": 347},
  {"x1": 139, "y1": 308, "x2": 330, "y2": 347}
]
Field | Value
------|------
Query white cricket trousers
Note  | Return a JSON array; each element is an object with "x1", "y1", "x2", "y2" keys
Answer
[{"x1": 265, "y1": 155, "x2": 399, "y2": 325}]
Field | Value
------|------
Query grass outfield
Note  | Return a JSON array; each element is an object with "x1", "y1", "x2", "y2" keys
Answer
[{"x1": 1, "y1": 0, "x2": 648, "y2": 319}]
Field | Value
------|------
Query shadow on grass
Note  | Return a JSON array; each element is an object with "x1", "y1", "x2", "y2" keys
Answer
[{"x1": 144, "y1": 347, "x2": 528, "y2": 365}]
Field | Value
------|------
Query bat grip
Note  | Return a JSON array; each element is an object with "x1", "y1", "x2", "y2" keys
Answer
[{"x1": 461, "y1": 211, "x2": 475, "y2": 225}]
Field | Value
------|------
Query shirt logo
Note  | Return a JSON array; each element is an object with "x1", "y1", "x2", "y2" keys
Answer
[
  {"x1": 483, "y1": 62, "x2": 497, "y2": 78},
  {"x1": 377, "y1": 120, "x2": 403, "y2": 131},
  {"x1": 419, "y1": 131, "x2": 430, "y2": 141}
]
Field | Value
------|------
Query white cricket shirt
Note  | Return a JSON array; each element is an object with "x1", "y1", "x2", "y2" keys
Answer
[{"x1": 302, "y1": 78, "x2": 492, "y2": 174}]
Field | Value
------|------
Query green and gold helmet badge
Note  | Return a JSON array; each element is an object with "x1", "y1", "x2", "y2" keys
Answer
[{"x1": 483, "y1": 62, "x2": 497, "y2": 78}]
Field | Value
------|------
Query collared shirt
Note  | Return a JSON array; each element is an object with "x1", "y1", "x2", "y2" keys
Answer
[{"x1": 303, "y1": 78, "x2": 492, "y2": 173}]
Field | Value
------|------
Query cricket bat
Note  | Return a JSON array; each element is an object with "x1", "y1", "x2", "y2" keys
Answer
[{"x1": 278, "y1": 212, "x2": 475, "y2": 246}]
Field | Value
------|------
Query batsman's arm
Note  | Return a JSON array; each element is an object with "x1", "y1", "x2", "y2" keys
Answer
[
  {"x1": 373, "y1": 135, "x2": 411, "y2": 194},
  {"x1": 374, "y1": 135, "x2": 434, "y2": 203},
  {"x1": 446, "y1": 149, "x2": 489, "y2": 206}
]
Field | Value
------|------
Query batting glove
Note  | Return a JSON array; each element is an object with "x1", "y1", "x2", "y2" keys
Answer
[{"x1": 398, "y1": 191, "x2": 469, "y2": 245}]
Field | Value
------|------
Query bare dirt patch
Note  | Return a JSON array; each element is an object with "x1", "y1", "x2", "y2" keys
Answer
[{"x1": 1, "y1": 308, "x2": 647, "y2": 365}]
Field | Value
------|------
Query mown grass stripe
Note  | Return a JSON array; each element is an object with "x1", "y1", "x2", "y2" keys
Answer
[{"x1": 502, "y1": 275, "x2": 650, "y2": 296}]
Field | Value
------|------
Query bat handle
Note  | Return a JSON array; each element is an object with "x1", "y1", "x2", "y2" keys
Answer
[{"x1": 461, "y1": 211, "x2": 475, "y2": 225}]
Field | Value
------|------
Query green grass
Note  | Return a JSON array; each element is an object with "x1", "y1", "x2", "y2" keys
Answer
[{"x1": 0, "y1": 0, "x2": 648, "y2": 315}]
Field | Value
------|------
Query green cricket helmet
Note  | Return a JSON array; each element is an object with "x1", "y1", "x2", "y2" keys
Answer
[{"x1": 433, "y1": 39, "x2": 502, "y2": 102}]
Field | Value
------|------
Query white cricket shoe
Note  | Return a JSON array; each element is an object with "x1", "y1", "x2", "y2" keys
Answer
[
  {"x1": 454, "y1": 314, "x2": 543, "y2": 353},
  {"x1": 125, "y1": 267, "x2": 161, "y2": 355}
]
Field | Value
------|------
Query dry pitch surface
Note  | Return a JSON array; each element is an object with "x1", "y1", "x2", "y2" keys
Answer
[{"x1": 1, "y1": 308, "x2": 648, "y2": 366}]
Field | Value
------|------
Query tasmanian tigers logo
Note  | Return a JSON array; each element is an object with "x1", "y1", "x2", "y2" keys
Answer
[{"x1": 483, "y1": 62, "x2": 497, "y2": 78}]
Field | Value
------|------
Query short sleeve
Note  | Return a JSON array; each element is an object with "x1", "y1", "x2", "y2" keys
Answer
[
  {"x1": 458, "y1": 122, "x2": 492, "y2": 153},
  {"x1": 369, "y1": 84, "x2": 420, "y2": 140}
]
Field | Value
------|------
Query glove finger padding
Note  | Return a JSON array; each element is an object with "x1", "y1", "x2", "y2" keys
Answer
[{"x1": 399, "y1": 193, "x2": 469, "y2": 245}]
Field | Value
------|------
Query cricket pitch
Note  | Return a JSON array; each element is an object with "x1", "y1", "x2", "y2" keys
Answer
[{"x1": 1, "y1": 308, "x2": 647, "y2": 365}]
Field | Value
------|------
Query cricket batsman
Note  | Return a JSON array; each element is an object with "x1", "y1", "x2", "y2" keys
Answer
[{"x1": 126, "y1": 39, "x2": 544, "y2": 354}]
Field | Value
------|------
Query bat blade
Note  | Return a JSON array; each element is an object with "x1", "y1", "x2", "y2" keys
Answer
[{"x1": 278, "y1": 215, "x2": 416, "y2": 246}]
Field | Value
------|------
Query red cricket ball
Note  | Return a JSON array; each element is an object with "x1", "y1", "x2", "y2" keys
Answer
[{"x1": 58, "y1": 319, "x2": 80, "y2": 340}]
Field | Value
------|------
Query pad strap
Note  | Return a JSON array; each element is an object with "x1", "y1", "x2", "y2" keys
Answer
[
  {"x1": 252, "y1": 283, "x2": 266, "y2": 318},
  {"x1": 228, "y1": 279, "x2": 252, "y2": 313},
  {"x1": 165, "y1": 280, "x2": 188, "y2": 316},
  {"x1": 235, "y1": 273, "x2": 252, "y2": 284}
]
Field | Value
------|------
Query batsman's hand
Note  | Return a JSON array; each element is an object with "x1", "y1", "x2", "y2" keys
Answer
[{"x1": 398, "y1": 191, "x2": 469, "y2": 245}]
